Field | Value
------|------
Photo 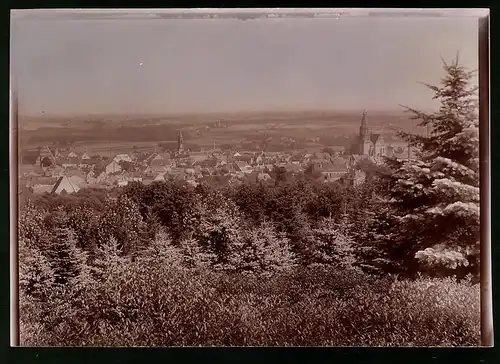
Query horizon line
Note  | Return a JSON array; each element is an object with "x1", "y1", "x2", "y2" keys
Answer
[{"x1": 18, "y1": 107, "x2": 434, "y2": 119}]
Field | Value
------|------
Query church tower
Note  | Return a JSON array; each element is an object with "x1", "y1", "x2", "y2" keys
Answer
[
  {"x1": 177, "y1": 131, "x2": 184, "y2": 153},
  {"x1": 359, "y1": 110, "x2": 369, "y2": 141},
  {"x1": 359, "y1": 111, "x2": 372, "y2": 155}
]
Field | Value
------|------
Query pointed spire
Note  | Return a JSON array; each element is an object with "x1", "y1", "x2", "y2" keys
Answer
[
  {"x1": 359, "y1": 110, "x2": 370, "y2": 141},
  {"x1": 177, "y1": 130, "x2": 184, "y2": 153},
  {"x1": 361, "y1": 110, "x2": 368, "y2": 126}
]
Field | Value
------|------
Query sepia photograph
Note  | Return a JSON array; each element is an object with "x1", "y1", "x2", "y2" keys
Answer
[{"x1": 10, "y1": 8, "x2": 491, "y2": 347}]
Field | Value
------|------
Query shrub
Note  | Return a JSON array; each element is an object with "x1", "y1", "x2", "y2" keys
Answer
[{"x1": 20, "y1": 264, "x2": 479, "y2": 347}]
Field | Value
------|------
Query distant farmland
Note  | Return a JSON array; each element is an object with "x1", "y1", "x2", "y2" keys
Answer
[{"x1": 19, "y1": 110, "x2": 422, "y2": 155}]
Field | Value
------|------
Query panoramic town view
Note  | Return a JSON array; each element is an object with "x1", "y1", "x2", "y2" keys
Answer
[
  {"x1": 12, "y1": 10, "x2": 484, "y2": 347},
  {"x1": 19, "y1": 109, "x2": 416, "y2": 195}
]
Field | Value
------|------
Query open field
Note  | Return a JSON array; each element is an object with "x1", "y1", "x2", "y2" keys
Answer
[{"x1": 19, "y1": 110, "x2": 420, "y2": 132}]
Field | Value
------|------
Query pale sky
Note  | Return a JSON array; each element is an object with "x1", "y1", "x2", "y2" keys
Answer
[{"x1": 11, "y1": 12, "x2": 480, "y2": 116}]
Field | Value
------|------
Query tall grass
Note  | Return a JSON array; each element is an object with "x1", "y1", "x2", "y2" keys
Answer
[{"x1": 20, "y1": 264, "x2": 480, "y2": 347}]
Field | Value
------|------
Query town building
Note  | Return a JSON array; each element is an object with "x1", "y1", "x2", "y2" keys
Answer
[
  {"x1": 80, "y1": 151, "x2": 91, "y2": 160},
  {"x1": 113, "y1": 154, "x2": 133, "y2": 164},
  {"x1": 310, "y1": 160, "x2": 349, "y2": 183},
  {"x1": 350, "y1": 110, "x2": 415, "y2": 162},
  {"x1": 51, "y1": 175, "x2": 80, "y2": 194},
  {"x1": 57, "y1": 157, "x2": 79, "y2": 169},
  {"x1": 105, "y1": 159, "x2": 122, "y2": 174},
  {"x1": 67, "y1": 150, "x2": 78, "y2": 158},
  {"x1": 173, "y1": 131, "x2": 190, "y2": 159},
  {"x1": 79, "y1": 157, "x2": 101, "y2": 170},
  {"x1": 351, "y1": 111, "x2": 386, "y2": 159},
  {"x1": 232, "y1": 161, "x2": 253, "y2": 174},
  {"x1": 35, "y1": 146, "x2": 57, "y2": 167},
  {"x1": 147, "y1": 152, "x2": 173, "y2": 168}
]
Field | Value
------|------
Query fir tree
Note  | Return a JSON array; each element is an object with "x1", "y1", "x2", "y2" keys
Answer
[
  {"x1": 18, "y1": 201, "x2": 48, "y2": 249},
  {"x1": 310, "y1": 216, "x2": 356, "y2": 268},
  {"x1": 193, "y1": 195, "x2": 244, "y2": 271},
  {"x1": 48, "y1": 226, "x2": 93, "y2": 289},
  {"x1": 97, "y1": 195, "x2": 146, "y2": 256},
  {"x1": 92, "y1": 236, "x2": 129, "y2": 280},
  {"x1": 376, "y1": 55, "x2": 479, "y2": 277},
  {"x1": 19, "y1": 238, "x2": 55, "y2": 300},
  {"x1": 144, "y1": 228, "x2": 184, "y2": 266},
  {"x1": 67, "y1": 204, "x2": 100, "y2": 252},
  {"x1": 237, "y1": 222, "x2": 296, "y2": 275},
  {"x1": 179, "y1": 235, "x2": 217, "y2": 270}
]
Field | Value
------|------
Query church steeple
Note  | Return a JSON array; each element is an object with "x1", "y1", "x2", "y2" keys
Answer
[
  {"x1": 359, "y1": 110, "x2": 370, "y2": 141},
  {"x1": 177, "y1": 131, "x2": 184, "y2": 153},
  {"x1": 358, "y1": 110, "x2": 373, "y2": 155}
]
